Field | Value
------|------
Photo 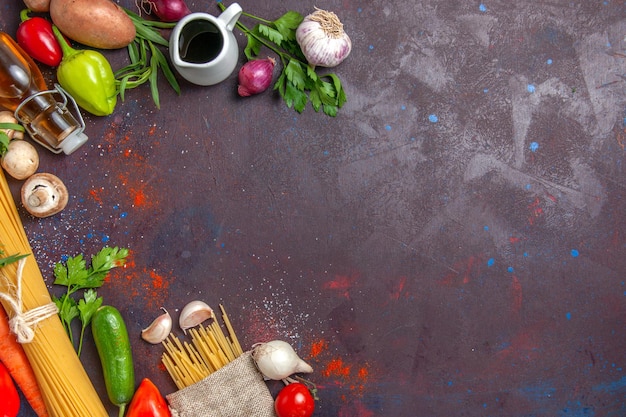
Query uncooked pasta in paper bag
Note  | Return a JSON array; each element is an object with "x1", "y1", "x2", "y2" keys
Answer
[{"x1": 161, "y1": 305, "x2": 276, "y2": 417}]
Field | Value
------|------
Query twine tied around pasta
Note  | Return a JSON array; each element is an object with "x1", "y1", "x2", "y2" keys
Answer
[{"x1": 0, "y1": 257, "x2": 59, "y2": 343}]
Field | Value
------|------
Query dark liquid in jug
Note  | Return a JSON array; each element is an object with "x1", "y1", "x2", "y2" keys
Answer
[{"x1": 179, "y1": 21, "x2": 224, "y2": 64}]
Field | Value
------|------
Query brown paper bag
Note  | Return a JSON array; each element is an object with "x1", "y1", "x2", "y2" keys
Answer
[{"x1": 167, "y1": 351, "x2": 277, "y2": 417}]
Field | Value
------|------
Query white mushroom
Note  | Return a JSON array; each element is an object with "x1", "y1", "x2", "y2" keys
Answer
[
  {"x1": 21, "y1": 173, "x2": 69, "y2": 217},
  {"x1": 1, "y1": 140, "x2": 39, "y2": 180},
  {"x1": 0, "y1": 111, "x2": 24, "y2": 140}
]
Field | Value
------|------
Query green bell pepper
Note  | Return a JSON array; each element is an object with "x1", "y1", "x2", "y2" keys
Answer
[{"x1": 53, "y1": 26, "x2": 116, "y2": 116}]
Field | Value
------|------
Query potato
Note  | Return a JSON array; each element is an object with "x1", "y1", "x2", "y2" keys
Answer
[
  {"x1": 23, "y1": 0, "x2": 51, "y2": 12},
  {"x1": 49, "y1": 0, "x2": 136, "y2": 49}
]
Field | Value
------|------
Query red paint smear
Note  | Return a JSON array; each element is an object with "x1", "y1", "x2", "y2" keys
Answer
[
  {"x1": 390, "y1": 276, "x2": 408, "y2": 300},
  {"x1": 511, "y1": 275, "x2": 522, "y2": 314},
  {"x1": 322, "y1": 357, "x2": 370, "y2": 399},
  {"x1": 309, "y1": 339, "x2": 328, "y2": 358},
  {"x1": 121, "y1": 264, "x2": 172, "y2": 309},
  {"x1": 527, "y1": 197, "x2": 543, "y2": 225},
  {"x1": 323, "y1": 273, "x2": 359, "y2": 298},
  {"x1": 439, "y1": 255, "x2": 482, "y2": 287},
  {"x1": 88, "y1": 188, "x2": 104, "y2": 206},
  {"x1": 323, "y1": 358, "x2": 351, "y2": 378},
  {"x1": 117, "y1": 172, "x2": 155, "y2": 209},
  {"x1": 130, "y1": 186, "x2": 147, "y2": 207},
  {"x1": 494, "y1": 328, "x2": 540, "y2": 366}
]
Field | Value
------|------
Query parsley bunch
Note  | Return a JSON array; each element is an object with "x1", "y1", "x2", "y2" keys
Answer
[
  {"x1": 52, "y1": 247, "x2": 129, "y2": 356},
  {"x1": 219, "y1": 3, "x2": 347, "y2": 116}
]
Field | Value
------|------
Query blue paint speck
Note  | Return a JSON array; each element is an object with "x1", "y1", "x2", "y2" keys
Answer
[
  {"x1": 385, "y1": 125, "x2": 392, "y2": 131},
  {"x1": 566, "y1": 312, "x2": 572, "y2": 320},
  {"x1": 368, "y1": 45, "x2": 374, "y2": 50},
  {"x1": 120, "y1": 212, "x2": 128, "y2": 218},
  {"x1": 571, "y1": 249, "x2": 579, "y2": 258},
  {"x1": 487, "y1": 258, "x2": 495, "y2": 267},
  {"x1": 529, "y1": 141, "x2": 539, "y2": 152},
  {"x1": 401, "y1": 105, "x2": 406, "y2": 110},
  {"x1": 484, "y1": 225, "x2": 489, "y2": 231},
  {"x1": 525, "y1": 184, "x2": 532, "y2": 190},
  {"x1": 547, "y1": 58, "x2": 553, "y2": 65},
  {"x1": 483, "y1": 88, "x2": 489, "y2": 93},
  {"x1": 357, "y1": 7, "x2": 362, "y2": 12},
  {"x1": 101, "y1": 235, "x2": 110, "y2": 243},
  {"x1": 323, "y1": 150, "x2": 330, "y2": 156},
  {"x1": 527, "y1": 84, "x2": 536, "y2": 93},
  {"x1": 428, "y1": 114, "x2": 438, "y2": 123},
  {"x1": 507, "y1": 266, "x2": 514, "y2": 273},
  {"x1": 479, "y1": 4, "x2": 487, "y2": 12},
  {"x1": 523, "y1": 252, "x2": 528, "y2": 257}
]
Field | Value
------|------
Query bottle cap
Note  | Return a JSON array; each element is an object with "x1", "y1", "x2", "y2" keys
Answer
[{"x1": 60, "y1": 129, "x2": 88, "y2": 155}]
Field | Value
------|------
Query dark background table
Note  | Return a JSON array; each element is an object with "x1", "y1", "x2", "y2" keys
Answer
[{"x1": 2, "y1": 0, "x2": 626, "y2": 416}]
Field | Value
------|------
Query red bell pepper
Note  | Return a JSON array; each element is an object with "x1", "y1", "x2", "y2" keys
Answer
[
  {"x1": 0, "y1": 360, "x2": 20, "y2": 417},
  {"x1": 125, "y1": 378, "x2": 171, "y2": 417},
  {"x1": 16, "y1": 9, "x2": 63, "y2": 67}
]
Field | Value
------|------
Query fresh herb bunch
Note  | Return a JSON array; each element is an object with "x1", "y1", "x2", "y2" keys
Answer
[
  {"x1": 115, "y1": 9, "x2": 180, "y2": 109},
  {"x1": 219, "y1": 3, "x2": 347, "y2": 116},
  {"x1": 0, "y1": 122, "x2": 25, "y2": 156},
  {"x1": 52, "y1": 246, "x2": 129, "y2": 356}
]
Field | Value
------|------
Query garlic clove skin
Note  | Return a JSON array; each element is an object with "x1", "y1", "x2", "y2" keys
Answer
[
  {"x1": 252, "y1": 340, "x2": 314, "y2": 381},
  {"x1": 296, "y1": 8, "x2": 352, "y2": 68},
  {"x1": 179, "y1": 300, "x2": 215, "y2": 333},
  {"x1": 141, "y1": 307, "x2": 173, "y2": 344}
]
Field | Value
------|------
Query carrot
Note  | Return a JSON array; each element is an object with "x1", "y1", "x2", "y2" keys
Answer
[{"x1": 0, "y1": 304, "x2": 49, "y2": 417}]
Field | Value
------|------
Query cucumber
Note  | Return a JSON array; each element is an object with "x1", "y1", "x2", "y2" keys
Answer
[{"x1": 92, "y1": 305, "x2": 135, "y2": 417}]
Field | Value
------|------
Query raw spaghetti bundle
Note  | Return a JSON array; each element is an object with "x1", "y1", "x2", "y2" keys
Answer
[
  {"x1": 163, "y1": 305, "x2": 276, "y2": 417},
  {"x1": 162, "y1": 304, "x2": 244, "y2": 389},
  {"x1": 0, "y1": 169, "x2": 108, "y2": 417}
]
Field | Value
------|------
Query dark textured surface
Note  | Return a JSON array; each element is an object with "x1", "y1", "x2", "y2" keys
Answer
[{"x1": 2, "y1": 0, "x2": 626, "y2": 416}]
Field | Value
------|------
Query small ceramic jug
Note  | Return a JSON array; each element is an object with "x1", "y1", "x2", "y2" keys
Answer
[{"x1": 169, "y1": 3, "x2": 242, "y2": 86}]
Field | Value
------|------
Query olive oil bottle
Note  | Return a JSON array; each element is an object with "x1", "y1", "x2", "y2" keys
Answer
[{"x1": 0, "y1": 31, "x2": 87, "y2": 154}]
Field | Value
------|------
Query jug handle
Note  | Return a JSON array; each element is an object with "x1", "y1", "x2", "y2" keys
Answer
[{"x1": 218, "y1": 2, "x2": 243, "y2": 31}]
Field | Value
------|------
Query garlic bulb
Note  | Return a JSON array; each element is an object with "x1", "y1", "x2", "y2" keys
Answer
[
  {"x1": 296, "y1": 8, "x2": 352, "y2": 68},
  {"x1": 179, "y1": 300, "x2": 215, "y2": 333},
  {"x1": 141, "y1": 308, "x2": 172, "y2": 344},
  {"x1": 252, "y1": 340, "x2": 314, "y2": 381}
]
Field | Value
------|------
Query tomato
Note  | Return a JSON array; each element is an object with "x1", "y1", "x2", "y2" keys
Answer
[
  {"x1": 0, "y1": 360, "x2": 20, "y2": 417},
  {"x1": 125, "y1": 378, "x2": 171, "y2": 417},
  {"x1": 16, "y1": 9, "x2": 64, "y2": 67},
  {"x1": 274, "y1": 382, "x2": 315, "y2": 417}
]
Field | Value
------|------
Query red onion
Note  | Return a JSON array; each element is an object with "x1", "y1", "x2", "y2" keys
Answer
[
  {"x1": 237, "y1": 57, "x2": 276, "y2": 97},
  {"x1": 141, "y1": 0, "x2": 191, "y2": 23}
]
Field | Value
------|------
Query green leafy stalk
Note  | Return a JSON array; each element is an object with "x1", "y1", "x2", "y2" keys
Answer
[
  {"x1": 115, "y1": 9, "x2": 180, "y2": 108},
  {"x1": 52, "y1": 247, "x2": 129, "y2": 355},
  {"x1": 219, "y1": 3, "x2": 347, "y2": 116},
  {"x1": 0, "y1": 122, "x2": 26, "y2": 156},
  {"x1": 0, "y1": 250, "x2": 29, "y2": 267}
]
